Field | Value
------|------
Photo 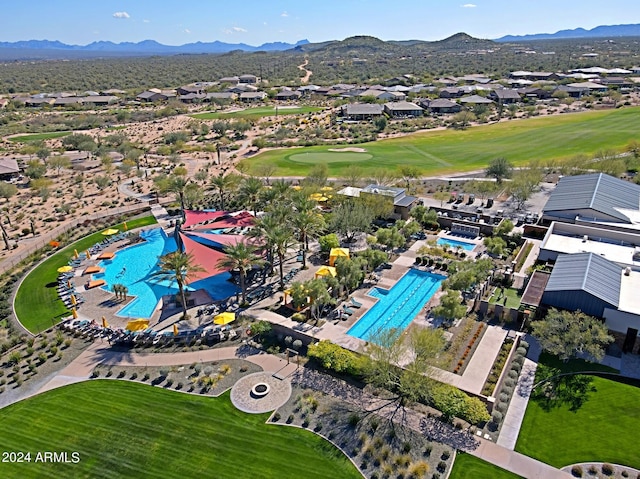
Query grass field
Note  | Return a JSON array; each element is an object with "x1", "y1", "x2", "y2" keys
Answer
[
  {"x1": 449, "y1": 453, "x2": 523, "y2": 479},
  {"x1": 8, "y1": 131, "x2": 71, "y2": 143},
  {"x1": 0, "y1": 381, "x2": 360, "y2": 479},
  {"x1": 515, "y1": 354, "x2": 639, "y2": 469},
  {"x1": 190, "y1": 106, "x2": 323, "y2": 120},
  {"x1": 14, "y1": 216, "x2": 157, "y2": 334},
  {"x1": 240, "y1": 107, "x2": 640, "y2": 176}
]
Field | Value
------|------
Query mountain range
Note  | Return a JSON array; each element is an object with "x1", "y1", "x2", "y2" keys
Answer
[
  {"x1": 0, "y1": 38, "x2": 310, "y2": 55},
  {"x1": 496, "y1": 23, "x2": 640, "y2": 42}
]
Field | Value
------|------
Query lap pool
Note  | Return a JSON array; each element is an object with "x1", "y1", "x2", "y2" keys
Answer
[
  {"x1": 347, "y1": 269, "x2": 446, "y2": 342},
  {"x1": 94, "y1": 228, "x2": 237, "y2": 318},
  {"x1": 436, "y1": 237, "x2": 476, "y2": 251}
]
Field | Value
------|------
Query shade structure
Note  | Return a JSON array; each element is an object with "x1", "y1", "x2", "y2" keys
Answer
[
  {"x1": 329, "y1": 247, "x2": 350, "y2": 266},
  {"x1": 213, "y1": 312, "x2": 236, "y2": 325},
  {"x1": 179, "y1": 233, "x2": 230, "y2": 282},
  {"x1": 49, "y1": 241, "x2": 60, "y2": 248},
  {"x1": 86, "y1": 279, "x2": 106, "y2": 289},
  {"x1": 102, "y1": 228, "x2": 119, "y2": 236},
  {"x1": 96, "y1": 252, "x2": 115, "y2": 260},
  {"x1": 57, "y1": 265, "x2": 74, "y2": 273},
  {"x1": 102, "y1": 316, "x2": 108, "y2": 328},
  {"x1": 125, "y1": 319, "x2": 149, "y2": 331},
  {"x1": 173, "y1": 323, "x2": 179, "y2": 336},
  {"x1": 315, "y1": 265, "x2": 337, "y2": 279},
  {"x1": 83, "y1": 266, "x2": 103, "y2": 275}
]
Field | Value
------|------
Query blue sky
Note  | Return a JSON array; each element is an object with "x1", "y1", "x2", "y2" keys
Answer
[{"x1": 4, "y1": 0, "x2": 640, "y2": 45}]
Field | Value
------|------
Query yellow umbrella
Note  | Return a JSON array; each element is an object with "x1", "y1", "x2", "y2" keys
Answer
[
  {"x1": 58, "y1": 265, "x2": 73, "y2": 273},
  {"x1": 74, "y1": 249, "x2": 79, "y2": 259},
  {"x1": 213, "y1": 312, "x2": 236, "y2": 325},
  {"x1": 102, "y1": 316, "x2": 108, "y2": 328},
  {"x1": 329, "y1": 247, "x2": 350, "y2": 266},
  {"x1": 125, "y1": 319, "x2": 149, "y2": 331},
  {"x1": 85, "y1": 250, "x2": 91, "y2": 259},
  {"x1": 173, "y1": 323, "x2": 179, "y2": 336},
  {"x1": 70, "y1": 295, "x2": 77, "y2": 305},
  {"x1": 320, "y1": 186, "x2": 334, "y2": 191},
  {"x1": 71, "y1": 308, "x2": 78, "y2": 319},
  {"x1": 102, "y1": 228, "x2": 119, "y2": 236},
  {"x1": 123, "y1": 222, "x2": 128, "y2": 231},
  {"x1": 291, "y1": 185, "x2": 302, "y2": 190},
  {"x1": 67, "y1": 280, "x2": 72, "y2": 288},
  {"x1": 315, "y1": 265, "x2": 337, "y2": 279}
]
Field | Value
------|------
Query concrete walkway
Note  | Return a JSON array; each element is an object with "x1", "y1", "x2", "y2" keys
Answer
[{"x1": 497, "y1": 335, "x2": 541, "y2": 450}]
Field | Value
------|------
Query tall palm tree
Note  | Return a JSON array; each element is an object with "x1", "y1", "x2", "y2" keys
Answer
[
  {"x1": 237, "y1": 176, "x2": 264, "y2": 216},
  {"x1": 210, "y1": 173, "x2": 239, "y2": 211},
  {"x1": 152, "y1": 251, "x2": 205, "y2": 319},
  {"x1": 270, "y1": 225, "x2": 296, "y2": 291},
  {"x1": 216, "y1": 241, "x2": 264, "y2": 304},
  {"x1": 160, "y1": 176, "x2": 190, "y2": 219},
  {"x1": 291, "y1": 208, "x2": 325, "y2": 269},
  {"x1": 249, "y1": 214, "x2": 280, "y2": 279}
]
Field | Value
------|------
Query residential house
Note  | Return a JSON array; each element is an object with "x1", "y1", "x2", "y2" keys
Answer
[
  {"x1": 360, "y1": 185, "x2": 418, "y2": 219},
  {"x1": 516, "y1": 87, "x2": 552, "y2": 100},
  {"x1": 377, "y1": 91, "x2": 406, "y2": 102},
  {"x1": 24, "y1": 98, "x2": 55, "y2": 107},
  {"x1": 226, "y1": 84, "x2": 258, "y2": 94},
  {"x1": 136, "y1": 91, "x2": 168, "y2": 102},
  {"x1": 566, "y1": 81, "x2": 608, "y2": 93},
  {"x1": 489, "y1": 89, "x2": 521, "y2": 104},
  {"x1": 219, "y1": 76, "x2": 240, "y2": 84},
  {"x1": 439, "y1": 87, "x2": 465, "y2": 98},
  {"x1": 179, "y1": 93, "x2": 207, "y2": 103},
  {"x1": 205, "y1": 92, "x2": 237, "y2": 102},
  {"x1": 459, "y1": 95, "x2": 494, "y2": 105},
  {"x1": 275, "y1": 90, "x2": 302, "y2": 101},
  {"x1": 0, "y1": 158, "x2": 20, "y2": 180},
  {"x1": 83, "y1": 95, "x2": 119, "y2": 106},
  {"x1": 177, "y1": 85, "x2": 205, "y2": 96},
  {"x1": 420, "y1": 98, "x2": 462, "y2": 114},
  {"x1": 101, "y1": 89, "x2": 126, "y2": 95},
  {"x1": 238, "y1": 74, "x2": 259, "y2": 84},
  {"x1": 383, "y1": 101, "x2": 423, "y2": 117},
  {"x1": 341, "y1": 103, "x2": 384, "y2": 121},
  {"x1": 239, "y1": 91, "x2": 267, "y2": 102},
  {"x1": 554, "y1": 85, "x2": 590, "y2": 98}
]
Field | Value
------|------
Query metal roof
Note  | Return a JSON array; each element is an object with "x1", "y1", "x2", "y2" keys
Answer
[
  {"x1": 543, "y1": 173, "x2": 640, "y2": 222},
  {"x1": 545, "y1": 252, "x2": 621, "y2": 307}
]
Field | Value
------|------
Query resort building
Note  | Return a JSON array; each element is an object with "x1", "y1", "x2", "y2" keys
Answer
[
  {"x1": 337, "y1": 184, "x2": 418, "y2": 219},
  {"x1": 542, "y1": 173, "x2": 640, "y2": 226},
  {"x1": 540, "y1": 252, "x2": 640, "y2": 353}
]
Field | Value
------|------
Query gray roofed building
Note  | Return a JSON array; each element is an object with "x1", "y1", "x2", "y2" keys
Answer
[
  {"x1": 275, "y1": 90, "x2": 302, "y2": 100},
  {"x1": 542, "y1": 173, "x2": 640, "y2": 225},
  {"x1": 219, "y1": 76, "x2": 240, "y2": 84},
  {"x1": 489, "y1": 89, "x2": 521, "y2": 103},
  {"x1": 459, "y1": 94, "x2": 494, "y2": 104},
  {"x1": 342, "y1": 103, "x2": 384, "y2": 120},
  {"x1": 206, "y1": 92, "x2": 236, "y2": 101},
  {"x1": 239, "y1": 91, "x2": 267, "y2": 102},
  {"x1": 178, "y1": 93, "x2": 207, "y2": 103},
  {"x1": 383, "y1": 101, "x2": 423, "y2": 117},
  {"x1": 83, "y1": 95, "x2": 118, "y2": 105},
  {"x1": 543, "y1": 252, "x2": 621, "y2": 310},
  {"x1": 0, "y1": 158, "x2": 20, "y2": 178},
  {"x1": 422, "y1": 98, "x2": 462, "y2": 114}
]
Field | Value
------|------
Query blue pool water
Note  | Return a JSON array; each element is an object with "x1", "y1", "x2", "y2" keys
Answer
[
  {"x1": 347, "y1": 269, "x2": 446, "y2": 342},
  {"x1": 436, "y1": 237, "x2": 476, "y2": 251},
  {"x1": 95, "y1": 228, "x2": 237, "y2": 318}
]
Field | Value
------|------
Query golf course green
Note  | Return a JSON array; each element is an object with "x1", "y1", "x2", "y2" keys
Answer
[
  {"x1": 0, "y1": 380, "x2": 360, "y2": 479},
  {"x1": 239, "y1": 107, "x2": 640, "y2": 176},
  {"x1": 190, "y1": 106, "x2": 322, "y2": 120}
]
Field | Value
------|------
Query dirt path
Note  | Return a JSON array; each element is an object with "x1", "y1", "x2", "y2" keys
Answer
[{"x1": 297, "y1": 58, "x2": 312, "y2": 83}]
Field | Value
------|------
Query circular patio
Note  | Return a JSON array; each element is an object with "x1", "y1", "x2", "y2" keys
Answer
[{"x1": 230, "y1": 371, "x2": 292, "y2": 414}]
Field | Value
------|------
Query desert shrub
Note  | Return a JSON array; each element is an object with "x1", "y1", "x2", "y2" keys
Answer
[
  {"x1": 504, "y1": 378, "x2": 515, "y2": 388},
  {"x1": 588, "y1": 465, "x2": 597, "y2": 475},
  {"x1": 602, "y1": 464, "x2": 615, "y2": 476},
  {"x1": 437, "y1": 461, "x2": 447, "y2": 473},
  {"x1": 520, "y1": 340, "x2": 529, "y2": 349},
  {"x1": 272, "y1": 412, "x2": 281, "y2": 422},
  {"x1": 571, "y1": 465, "x2": 583, "y2": 477},
  {"x1": 423, "y1": 446, "x2": 432, "y2": 457},
  {"x1": 502, "y1": 385, "x2": 513, "y2": 395},
  {"x1": 441, "y1": 450, "x2": 450, "y2": 460},
  {"x1": 159, "y1": 368, "x2": 169, "y2": 377},
  {"x1": 492, "y1": 411, "x2": 503, "y2": 423},
  {"x1": 408, "y1": 461, "x2": 430, "y2": 478},
  {"x1": 307, "y1": 340, "x2": 360, "y2": 375},
  {"x1": 143, "y1": 372, "x2": 150, "y2": 381},
  {"x1": 287, "y1": 414, "x2": 294, "y2": 423},
  {"x1": 508, "y1": 369, "x2": 519, "y2": 379},
  {"x1": 348, "y1": 413, "x2": 361, "y2": 427},
  {"x1": 516, "y1": 346, "x2": 527, "y2": 356}
]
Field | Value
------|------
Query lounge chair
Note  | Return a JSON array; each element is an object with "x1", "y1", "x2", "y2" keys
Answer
[
  {"x1": 342, "y1": 305, "x2": 355, "y2": 316},
  {"x1": 349, "y1": 297, "x2": 363, "y2": 308}
]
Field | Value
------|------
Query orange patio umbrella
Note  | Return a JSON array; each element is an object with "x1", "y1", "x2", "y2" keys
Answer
[
  {"x1": 173, "y1": 323, "x2": 179, "y2": 336},
  {"x1": 102, "y1": 316, "x2": 108, "y2": 328},
  {"x1": 71, "y1": 308, "x2": 78, "y2": 319}
]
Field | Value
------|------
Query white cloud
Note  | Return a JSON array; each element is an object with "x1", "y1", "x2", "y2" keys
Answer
[
  {"x1": 232, "y1": 26, "x2": 247, "y2": 32},
  {"x1": 112, "y1": 11, "x2": 130, "y2": 19},
  {"x1": 461, "y1": 3, "x2": 476, "y2": 7},
  {"x1": 143, "y1": 19, "x2": 150, "y2": 23},
  {"x1": 185, "y1": 29, "x2": 191, "y2": 34},
  {"x1": 281, "y1": 11, "x2": 289, "y2": 17}
]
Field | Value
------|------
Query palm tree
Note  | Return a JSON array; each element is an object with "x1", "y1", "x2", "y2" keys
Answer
[
  {"x1": 216, "y1": 241, "x2": 264, "y2": 304},
  {"x1": 152, "y1": 251, "x2": 205, "y2": 319},
  {"x1": 210, "y1": 173, "x2": 239, "y2": 211},
  {"x1": 291, "y1": 207, "x2": 325, "y2": 269},
  {"x1": 160, "y1": 176, "x2": 190, "y2": 219},
  {"x1": 270, "y1": 225, "x2": 296, "y2": 291},
  {"x1": 237, "y1": 176, "x2": 264, "y2": 216}
]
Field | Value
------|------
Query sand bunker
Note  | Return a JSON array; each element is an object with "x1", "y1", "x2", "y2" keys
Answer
[{"x1": 327, "y1": 147, "x2": 367, "y2": 153}]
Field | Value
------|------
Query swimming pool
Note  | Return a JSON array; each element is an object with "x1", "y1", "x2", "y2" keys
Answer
[
  {"x1": 95, "y1": 228, "x2": 237, "y2": 318},
  {"x1": 436, "y1": 237, "x2": 476, "y2": 251},
  {"x1": 347, "y1": 269, "x2": 446, "y2": 342}
]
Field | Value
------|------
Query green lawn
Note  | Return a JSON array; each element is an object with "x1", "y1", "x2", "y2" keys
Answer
[
  {"x1": 14, "y1": 216, "x2": 157, "y2": 334},
  {"x1": 190, "y1": 106, "x2": 322, "y2": 120},
  {"x1": 515, "y1": 354, "x2": 639, "y2": 469},
  {"x1": 488, "y1": 288, "x2": 521, "y2": 309},
  {"x1": 449, "y1": 453, "x2": 523, "y2": 479},
  {"x1": 240, "y1": 107, "x2": 640, "y2": 176},
  {"x1": 0, "y1": 381, "x2": 360, "y2": 479},
  {"x1": 8, "y1": 131, "x2": 71, "y2": 143}
]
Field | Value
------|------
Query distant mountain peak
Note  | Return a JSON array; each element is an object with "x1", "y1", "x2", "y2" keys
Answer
[{"x1": 496, "y1": 23, "x2": 640, "y2": 42}]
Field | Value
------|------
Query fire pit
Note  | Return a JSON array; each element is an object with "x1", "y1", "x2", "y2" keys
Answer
[{"x1": 251, "y1": 383, "x2": 270, "y2": 397}]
